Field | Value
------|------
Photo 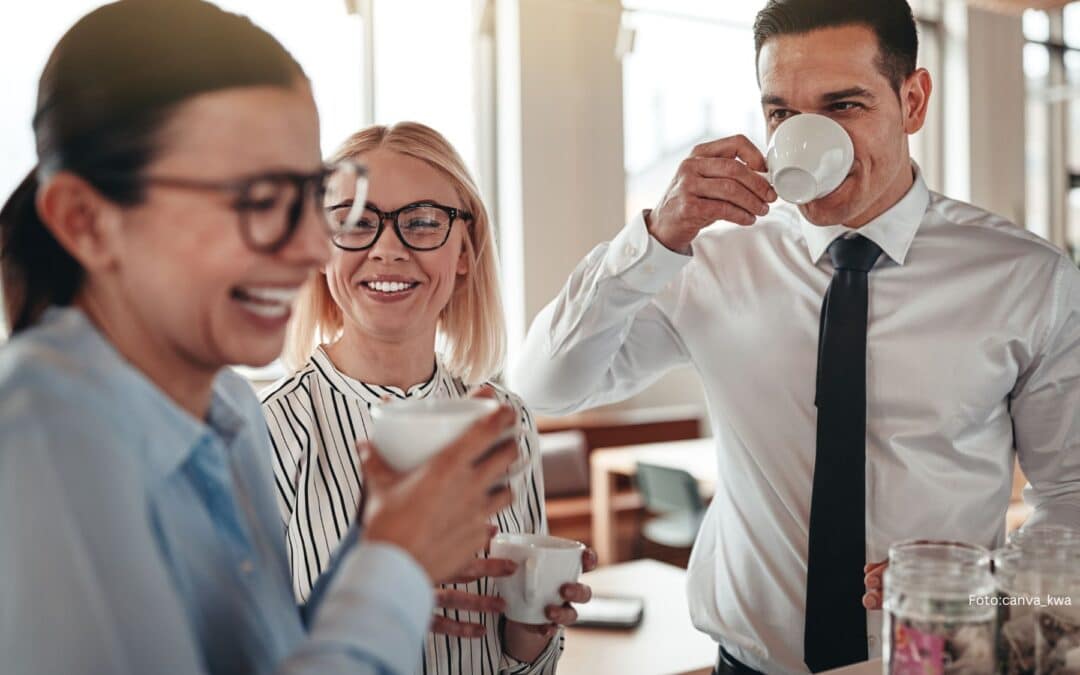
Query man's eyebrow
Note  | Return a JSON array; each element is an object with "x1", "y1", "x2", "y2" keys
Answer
[
  {"x1": 821, "y1": 87, "x2": 875, "y2": 102},
  {"x1": 761, "y1": 88, "x2": 876, "y2": 107},
  {"x1": 327, "y1": 199, "x2": 353, "y2": 211}
]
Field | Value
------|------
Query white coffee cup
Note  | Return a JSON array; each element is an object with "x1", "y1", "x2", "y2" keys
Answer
[
  {"x1": 759, "y1": 113, "x2": 854, "y2": 205},
  {"x1": 370, "y1": 398, "x2": 500, "y2": 472},
  {"x1": 491, "y1": 533, "x2": 585, "y2": 625}
]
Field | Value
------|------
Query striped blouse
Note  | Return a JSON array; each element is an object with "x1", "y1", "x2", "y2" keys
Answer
[{"x1": 261, "y1": 346, "x2": 562, "y2": 675}]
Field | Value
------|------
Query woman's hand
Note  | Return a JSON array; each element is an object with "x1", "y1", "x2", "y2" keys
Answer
[
  {"x1": 863, "y1": 560, "x2": 887, "y2": 610},
  {"x1": 431, "y1": 552, "x2": 518, "y2": 638},
  {"x1": 502, "y1": 548, "x2": 599, "y2": 661},
  {"x1": 358, "y1": 406, "x2": 520, "y2": 584}
]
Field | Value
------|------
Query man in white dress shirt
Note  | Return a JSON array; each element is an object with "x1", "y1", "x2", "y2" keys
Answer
[{"x1": 511, "y1": 0, "x2": 1080, "y2": 673}]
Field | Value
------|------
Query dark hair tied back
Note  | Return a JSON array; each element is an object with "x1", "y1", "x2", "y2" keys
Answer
[{"x1": 0, "y1": 0, "x2": 306, "y2": 333}]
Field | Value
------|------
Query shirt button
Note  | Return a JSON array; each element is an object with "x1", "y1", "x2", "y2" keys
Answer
[
  {"x1": 643, "y1": 263, "x2": 655, "y2": 274},
  {"x1": 239, "y1": 559, "x2": 255, "y2": 575},
  {"x1": 624, "y1": 244, "x2": 638, "y2": 259},
  {"x1": 868, "y1": 635, "x2": 878, "y2": 649}
]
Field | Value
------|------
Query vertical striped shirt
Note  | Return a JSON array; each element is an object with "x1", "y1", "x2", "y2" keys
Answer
[{"x1": 261, "y1": 346, "x2": 562, "y2": 675}]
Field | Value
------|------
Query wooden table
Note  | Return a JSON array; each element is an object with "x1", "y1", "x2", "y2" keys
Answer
[
  {"x1": 590, "y1": 438, "x2": 716, "y2": 565},
  {"x1": 562, "y1": 559, "x2": 716, "y2": 675},
  {"x1": 562, "y1": 560, "x2": 883, "y2": 675}
]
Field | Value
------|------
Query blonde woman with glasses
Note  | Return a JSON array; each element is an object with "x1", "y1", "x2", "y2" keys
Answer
[{"x1": 261, "y1": 122, "x2": 595, "y2": 675}]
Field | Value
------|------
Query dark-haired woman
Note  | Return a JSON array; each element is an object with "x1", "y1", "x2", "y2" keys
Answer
[{"x1": 0, "y1": 2, "x2": 516, "y2": 673}]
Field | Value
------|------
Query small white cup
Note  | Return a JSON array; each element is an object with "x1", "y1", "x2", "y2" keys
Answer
[
  {"x1": 759, "y1": 113, "x2": 854, "y2": 205},
  {"x1": 370, "y1": 398, "x2": 500, "y2": 473},
  {"x1": 491, "y1": 533, "x2": 585, "y2": 624}
]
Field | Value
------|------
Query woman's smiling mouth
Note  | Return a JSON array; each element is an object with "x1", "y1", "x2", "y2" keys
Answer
[
  {"x1": 363, "y1": 280, "x2": 420, "y2": 294},
  {"x1": 358, "y1": 275, "x2": 422, "y2": 300},
  {"x1": 231, "y1": 285, "x2": 300, "y2": 320}
]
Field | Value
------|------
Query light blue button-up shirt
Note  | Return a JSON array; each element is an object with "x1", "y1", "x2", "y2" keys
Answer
[{"x1": 0, "y1": 307, "x2": 434, "y2": 674}]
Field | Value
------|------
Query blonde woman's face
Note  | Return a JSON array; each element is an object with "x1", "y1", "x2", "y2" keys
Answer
[{"x1": 325, "y1": 148, "x2": 469, "y2": 346}]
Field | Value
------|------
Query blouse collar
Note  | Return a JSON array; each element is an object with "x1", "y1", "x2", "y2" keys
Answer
[{"x1": 309, "y1": 345, "x2": 450, "y2": 404}]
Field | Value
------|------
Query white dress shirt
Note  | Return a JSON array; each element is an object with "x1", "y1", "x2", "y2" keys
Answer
[
  {"x1": 261, "y1": 348, "x2": 561, "y2": 675},
  {"x1": 510, "y1": 167, "x2": 1080, "y2": 674}
]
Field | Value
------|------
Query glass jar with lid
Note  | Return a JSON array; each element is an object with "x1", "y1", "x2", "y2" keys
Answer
[{"x1": 883, "y1": 540, "x2": 996, "y2": 674}]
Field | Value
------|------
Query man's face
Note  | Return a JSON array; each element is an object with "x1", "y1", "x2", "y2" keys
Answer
[{"x1": 757, "y1": 24, "x2": 930, "y2": 227}]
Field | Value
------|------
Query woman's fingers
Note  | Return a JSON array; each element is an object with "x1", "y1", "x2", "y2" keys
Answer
[
  {"x1": 581, "y1": 548, "x2": 598, "y2": 573},
  {"x1": 436, "y1": 588, "x2": 507, "y2": 614},
  {"x1": 484, "y1": 484, "x2": 513, "y2": 515},
  {"x1": 469, "y1": 385, "x2": 498, "y2": 400},
  {"x1": 356, "y1": 441, "x2": 400, "y2": 488},
  {"x1": 559, "y1": 582, "x2": 592, "y2": 604},
  {"x1": 482, "y1": 524, "x2": 498, "y2": 554},
  {"x1": 474, "y1": 439, "x2": 519, "y2": 482},
  {"x1": 434, "y1": 523, "x2": 498, "y2": 584},
  {"x1": 445, "y1": 556, "x2": 517, "y2": 584},
  {"x1": 431, "y1": 615, "x2": 485, "y2": 638},
  {"x1": 545, "y1": 604, "x2": 578, "y2": 625},
  {"x1": 438, "y1": 407, "x2": 517, "y2": 467}
]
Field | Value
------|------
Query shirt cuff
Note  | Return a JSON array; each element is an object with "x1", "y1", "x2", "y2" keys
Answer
[
  {"x1": 310, "y1": 542, "x2": 434, "y2": 675},
  {"x1": 602, "y1": 211, "x2": 692, "y2": 294}
]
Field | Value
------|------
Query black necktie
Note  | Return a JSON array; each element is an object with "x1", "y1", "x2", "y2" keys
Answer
[{"x1": 804, "y1": 235, "x2": 883, "y2": 673}]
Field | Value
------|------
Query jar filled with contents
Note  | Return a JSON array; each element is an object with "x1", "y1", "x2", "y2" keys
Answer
[
  {"x1": 1007, "y1": 526, "x2": 1080, "y2": 552},
  {"x1": 995, "y1": 546, "x2": 1039, "y2": 675},
  {"x1": 996, "y1": 526, "x2": 1080, "y2": 675},
  {"x1": 883, "y1": 540, "x2": 996, "y2": 675},
  {"x1": 1032, "y1": 556, "x2": 1080, "y2": 675}
]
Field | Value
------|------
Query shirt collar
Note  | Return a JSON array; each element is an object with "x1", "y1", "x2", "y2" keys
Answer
[
  {"x1": 311, "y1": 345, "x2": 447, "y2": 404},
  {"x1": 801, "y1": 163, "x2": 931, "y2": 266},
  {"x1": 41, "y1": 306, "x2": 249, "y2": 482}
]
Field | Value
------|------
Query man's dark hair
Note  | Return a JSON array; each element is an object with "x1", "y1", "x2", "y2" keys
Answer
[{"x1": 753, "y1": 0, "x2": 919, "y2": 93}]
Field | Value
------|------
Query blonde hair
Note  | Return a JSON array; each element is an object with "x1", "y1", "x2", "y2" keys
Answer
[{"x1": 284, "y1": 122, "x2": 507, "y2": 385}]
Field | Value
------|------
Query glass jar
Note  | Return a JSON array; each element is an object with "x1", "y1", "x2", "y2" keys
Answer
[
  {"x1": 883, "y1": 540, "x2": 997, "y2": 674},
  {"x1": 995, "y1": 546, "x2": 1040, "y2": 675},
  {"x1": 1030, "y1": 554, "x2": 1080, "y2": 675},
  {"x1": 995, "y1": 527, "x2": 1080, "y2": 675},
  {"x1": 1007, "y1": 525, "x2": 1080, "y2": 553}
]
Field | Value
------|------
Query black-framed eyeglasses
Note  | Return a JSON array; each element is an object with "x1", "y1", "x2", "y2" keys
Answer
[
  {"x1": 327, "y1": 200, "x2": 473, "y2": 252},
  {"x1": 97, "y1": 161, "x2": 369, "y2": 254}
]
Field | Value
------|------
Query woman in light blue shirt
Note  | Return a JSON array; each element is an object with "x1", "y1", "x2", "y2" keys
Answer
[{"x1": 0, "y1": 2, "x2": 517, "y2": 674}]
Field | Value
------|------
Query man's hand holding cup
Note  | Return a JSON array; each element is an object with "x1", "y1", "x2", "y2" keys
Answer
[{"x1": 647, "y1": 134, "x2": 777, "y2": 255}]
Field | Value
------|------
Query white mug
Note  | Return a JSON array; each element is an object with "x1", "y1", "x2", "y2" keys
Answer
[
  {"x1": 370, "y1": 398, "x2": 500, "y2": 472},
  {"x1": 759, "y1": 113, "x2": 854, "y2": 205},
  {"x1": 491, "y1": 533, "x2": 585, "y2": 625}
]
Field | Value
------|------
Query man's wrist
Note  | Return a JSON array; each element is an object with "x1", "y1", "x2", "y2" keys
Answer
[{"x1": 643, "y1": 209, "x2": 692, "y2": 256}]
